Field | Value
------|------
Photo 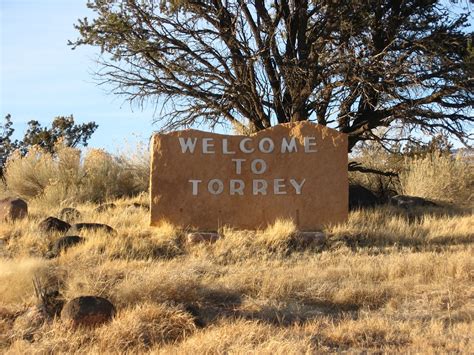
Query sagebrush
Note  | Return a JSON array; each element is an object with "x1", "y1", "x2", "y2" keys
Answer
[
  {"x1": 3, "y1": 143, "x2": 149, "y2": 204},
  {"x1": 350, "y1": 147, "x2": 473, "y2": 205}
]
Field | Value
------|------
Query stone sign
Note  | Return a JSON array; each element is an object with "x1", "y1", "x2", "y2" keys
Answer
[{"x1": 150, "y1": 122, "x2": 348, "y2": 230}]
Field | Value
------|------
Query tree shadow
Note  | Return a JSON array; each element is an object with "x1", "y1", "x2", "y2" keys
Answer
[
  {"x1": 184, "y1": 286, "x2": 366, "y2": 328},
  {"x1": 385, "y1": 203, "x2": 472, "y2": 220},
  {"x1": 323, "y1": 204, "x2": 473, "y2": 252}
]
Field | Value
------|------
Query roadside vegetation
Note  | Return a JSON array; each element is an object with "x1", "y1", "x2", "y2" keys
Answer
[{"x1": 0, "y1": 143, "x2": 472, "y2": 353}]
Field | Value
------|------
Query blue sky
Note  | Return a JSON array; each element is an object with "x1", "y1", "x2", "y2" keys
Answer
[
  {"x1": 1, "y1": 1, "x2": 472, "y2": 152},
  {"x1": 1, "y1": 0, "x2": 163, "y2": 151}
]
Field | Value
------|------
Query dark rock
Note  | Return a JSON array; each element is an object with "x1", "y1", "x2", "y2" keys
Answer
[
  {"x1": 61, "y1": 296, "x2": 115, "y2": 328},
  {"x1": 51, "y1": 236, "x2": 85, "y2": 256},
  {"x1": 0, "y1": 197, "x2": 28, "y2": 221},
  {"x1": 390, "y1": 195, "x2": 437, "y2": 209},
  {"x1": 69, "y1": 223, "x2": 116, "y2": 235},
  {"x1": 39, "y1": 217, "x2": 71, "y2": 233},
  {"x1": 58, "y1": 207, "x2": 81, "y2": 222},
  {"x1": 94, "y1": 203, "x2": 116, "y2": 213},
  {"x1": 349, "y1": 184, "x2": 379, "y2": 211}
]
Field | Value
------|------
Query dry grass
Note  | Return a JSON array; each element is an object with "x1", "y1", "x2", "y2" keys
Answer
[
  {"x1": 0, "y1": 196, "x2": 472, "y2": 353},
  {"x1": 3, "y1": 144, "x2": 149, "y2": 205},
  {"x1": 350, "y1": 147, "x2": 473, "y2": 205},
  {"x1": 400, "y1": 152, "x2": 474, "y2": 205}
]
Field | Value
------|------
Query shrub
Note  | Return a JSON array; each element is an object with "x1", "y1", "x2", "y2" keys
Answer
[
  {"x1": 350, "y1": 138, "x2": 473, "y2": 204},
  {"x1": 0, "y1": 114, "x2": 97, "y2": 174},
  {"x1": 3, "y1": 146, "x2": 71, "y2": 199},
  {"x1": 3, "y1": 143, "x2": 149, "y2": 204},
  {"x1": 95, "y1": 303, "x2": 196, "y2": 351},
  {"x1": 400, "y1": 152, "x2": 473, "y2": 205}
]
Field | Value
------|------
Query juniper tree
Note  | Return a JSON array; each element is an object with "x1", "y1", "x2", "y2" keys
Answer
[
  {"x1": 0, "y1": 114, "x2": 98, "y2": 174},
  {"x1": 70, "y1": 0, "x2": 473, "y2": 155},
  {"x1": 20, "y1": 115, "x2": 98, "y2": 154}
]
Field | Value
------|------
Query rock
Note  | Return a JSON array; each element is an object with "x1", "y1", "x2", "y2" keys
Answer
[
  {"x1": 390, "y1": 195, "x2": 437, "y2": 209},
  {"x1": 51, "y1": 236, "x2": 85, "y2": 256},
  {"x1": 291, "y1": 231, "x2": 326, "y2": 248},
  {"x1": 150, "y1": 122, "x2": 348, "y2": 231},
  {"x1": 68, "y1": 223, "x2": 116, "y2": 235},
  {"x1": 349, "y1": 184, "x2": 379, "y2": 210},
  {"x1": 0, "y1": 197, "x2": 28, "y2": 221},
  {"x1": 94, "y1": 203, "x2": 116, "y2": 213},
  {"x1": 39, "y1": 217, "x2": 71, "y2": 233},
  {"x1": 186, "y1": 232, "x2": 220, "y2": 244},
  {"x1": 58, "y1": 207, "x2": 81, "y2": 222},
  {"x1": 61, "y1": 296, "x2": 115, "y2": 328}
]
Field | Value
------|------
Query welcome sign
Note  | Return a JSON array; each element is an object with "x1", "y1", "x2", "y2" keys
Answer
[{"x1": 150, "y1": 122, "x2": 348, "y2": 230}]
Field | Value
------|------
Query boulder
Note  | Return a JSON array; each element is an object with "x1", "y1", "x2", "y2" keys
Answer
[
  {"x1": 58, "y1": 207, "x2": 81, "y2": 222},
  {"x1": 187, "y1": 232, "x2": 220, "y2": 244},
  {"x1": 349, "y1": 184, "x2": 379, "y2": 210},
  {"x1": 390, "y1": 195, "x2": 437, "y2": 209},
  {"x1": 68, "y1": 223, "x2": 116, "y2": 235},
  {"x1": 94, "y1": 203, "x2": 116, "y2": 213},
  {"x1": 51, "y1": 236, "x2": 85, "y2": 257},
  {"x1": 0, "y1": 197, "x2": 28, "y2": 221},
  {"x1": 61, "y1": 296, "x2": 115, "y2": 328},
  {"x1": 39, "y1": 217, "x2": 71, "y2": 233}
]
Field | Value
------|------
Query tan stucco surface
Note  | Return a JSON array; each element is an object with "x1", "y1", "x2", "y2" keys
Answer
[{"x1": 150, "y1": 122, "x2": 348, "y2": 230}]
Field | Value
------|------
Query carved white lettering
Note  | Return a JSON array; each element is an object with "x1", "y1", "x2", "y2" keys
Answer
[
  {"x1": 189, "y1": 179, "x2": 202, "y2": 195},
  {"x1": 208, "y1": 179, "x2": 224, "y2": 195},
  {"x1": 289, "y1": 178, "x2": 306, "y2": 194},
  {"x1": 202, "y1": 138, "x2": 215, "y2": 154},
  {"x1": 304, "y1": 137, "x2": 317, "y2": 153},
  {"x1": 230, "y1": 179, "x2": 245, "y2": 195},
  {"x1": 222, "y1": 138, "x2": 235, "y2": 154},
  {"x1": 179, "y1": 137, "x2": 198, "y2": 153},
  {"x1": 281, "y1": 137, "x2": 297, "y2": 153},
  {"x1": 239, "y1": 138, "x2": 254, "y2": 153},
  {"x1": 232, "y1": 158, "x2": 246, "y2": 174},
  {"x1": 273, "y1": 179, "x2": 287, "y2": 195},
  {"x1": 253, "y1": 179, "x2": 268, "y2": 195},
  {"x1": 250, "y1": 159, "x2": 267, "y2": 174},
  {"x1": 259, "y1": 138, "x2": 275, "y2": 153},
  {"x1": 183, "y1": 135, "x2": 314, "y2": 197}
]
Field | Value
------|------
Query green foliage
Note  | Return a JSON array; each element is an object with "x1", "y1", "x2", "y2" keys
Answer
[
  {"x1": 0, "y1": 114, "x2": 17, "y2": 170},
  {"x1": 21, "y1": 116, "x2": 98, "y2": 153},
  {"x1": 0, "y1": 114, "x2": 98, "y2": 174}
]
